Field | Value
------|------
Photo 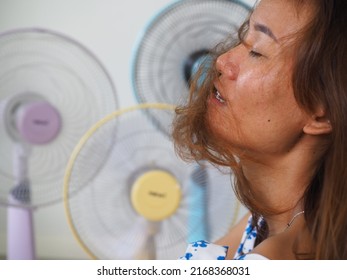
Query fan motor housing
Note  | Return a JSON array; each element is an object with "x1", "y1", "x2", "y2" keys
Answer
[
  {"x1": 3, "y1": 93, "x2": 61, "y2": 145},
  {"x1": 131, "y1": 169, "x2": 181, "y2": 221}
]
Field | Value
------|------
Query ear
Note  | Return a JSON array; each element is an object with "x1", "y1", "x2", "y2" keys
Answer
[{"x1": 303, "y1": 108, "x2": 332, "y2": 136}]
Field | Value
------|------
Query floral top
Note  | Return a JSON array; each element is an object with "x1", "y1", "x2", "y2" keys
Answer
[{"x1": 180, "y1": 215, "x2": 269, "y2": 260}]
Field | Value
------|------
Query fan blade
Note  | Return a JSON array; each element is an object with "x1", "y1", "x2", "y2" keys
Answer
[
  {"x1": 112, "y1": 217, "x2": 158, "y2": 260},
  {"x1": 133, "y1": 222, "x2": 158, "y2": 260}
]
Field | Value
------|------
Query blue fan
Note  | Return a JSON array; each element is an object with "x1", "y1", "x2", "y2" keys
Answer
[{"x1": 132, "y1": 0, "x2": 251, "y2": 106}]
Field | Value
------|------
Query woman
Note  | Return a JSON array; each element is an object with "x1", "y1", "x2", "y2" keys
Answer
[{"x1": 173, "y1": 0, "x2": 347, "y2": 259}]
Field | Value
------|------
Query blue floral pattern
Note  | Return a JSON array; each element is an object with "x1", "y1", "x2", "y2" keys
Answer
[
  {"x1": 180, "y1": 215, "x2": 265, "y2": 260},
  {"x1": 179, "y1": 240, "x2": 228, "y2": 260},
  {"x1": 234, "y1": 215, "x2": 262, "y2": 259}
]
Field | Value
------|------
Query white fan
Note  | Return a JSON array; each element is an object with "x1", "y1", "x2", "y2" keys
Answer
[
  {"x1": 63, "y1": 104, "x2": 242, "y2": 259},
  {"x1": 0, "y1": 28, "x2": 118, "y2": 259}
]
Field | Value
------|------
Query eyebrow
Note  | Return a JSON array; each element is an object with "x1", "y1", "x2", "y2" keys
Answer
[{"x1": 254, "y1": 23, "x2": 278, "y2": 42}]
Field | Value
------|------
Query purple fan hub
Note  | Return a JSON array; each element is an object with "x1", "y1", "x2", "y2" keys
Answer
[{"x1": 16, "y1": 101, "x2": 61, "y2": 145}]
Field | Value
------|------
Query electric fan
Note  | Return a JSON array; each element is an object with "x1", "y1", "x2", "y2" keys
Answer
[
  {"x1": 130, "y1": 0, "x2": 251, "y2": 258},
  {"x1": 132, "y1": 0, "x2": 251, "y2": 106},
  {"x1": 0, "y1": 28, "x2": 118, "y2": 259},
  {"x1": 63, "y1": 103, "x2": 242, "y2": 260}
]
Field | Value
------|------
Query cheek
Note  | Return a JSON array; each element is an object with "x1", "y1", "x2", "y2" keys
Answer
[
  {"x1": 232, "y1": 76, "x2": 302, "y2": 145},
  {"x1": 206, "y1": 102, "x2": 257, "y2": 156},
  {"x1": 206, "y1": 62, "x2": 302, "y2": 153},
  {"x1": 206, "y1": 104, "x2": 238, "y2": 143}
]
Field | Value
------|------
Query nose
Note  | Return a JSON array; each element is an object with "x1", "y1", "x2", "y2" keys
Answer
[{"x1": 215, "y1": 48, "x2": 239, "y2": 80}]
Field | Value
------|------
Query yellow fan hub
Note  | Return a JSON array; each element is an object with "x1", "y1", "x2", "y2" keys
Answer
[{"x1": 131, "y1": 170, "x2": 181, "y2": 221}]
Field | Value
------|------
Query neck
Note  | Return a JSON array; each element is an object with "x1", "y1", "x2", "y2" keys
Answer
[{"x1": 239, "y1": 136, "x2": 323, "y2": 235}]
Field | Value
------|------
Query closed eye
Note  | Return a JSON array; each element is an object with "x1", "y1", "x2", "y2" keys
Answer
[{"x1": 249, "y1": 50, "x2": 262, "y2": 58}]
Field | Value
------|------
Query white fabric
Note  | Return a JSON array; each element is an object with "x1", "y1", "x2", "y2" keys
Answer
[
  {"x1": 179, "y1": 240, "x2": 228, "y2": 260},
  {"x1": 241, "y1": 253, "x2": 269, "y2": 260}
]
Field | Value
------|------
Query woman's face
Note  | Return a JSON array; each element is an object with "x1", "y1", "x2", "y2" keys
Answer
[{"x1": 207, "y1": 0, "x2": 312, "y2": 158}]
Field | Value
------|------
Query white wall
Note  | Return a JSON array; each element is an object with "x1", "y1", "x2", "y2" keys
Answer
[{"x1": 0, "y1": 0, "x2": 256, "y2": 259}]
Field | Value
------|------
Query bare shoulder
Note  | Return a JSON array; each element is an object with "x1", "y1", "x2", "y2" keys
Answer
[
  {"x1": 251, "y1": 221, "x2": 312, "y2": 260},
  {"x1": 215, "y1": 212, "x2": 251, "y2": 259},
  {"x1": 250, "y1": 231, "x2": 295, "y2": 259}
]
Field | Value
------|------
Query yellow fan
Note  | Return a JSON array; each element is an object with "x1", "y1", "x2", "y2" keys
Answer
[{"x1": 63, "y1": 103, "x2": 243, "y2": 260}]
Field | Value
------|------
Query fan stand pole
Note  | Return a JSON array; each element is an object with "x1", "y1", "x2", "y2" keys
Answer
[
  {"x1": 7, "y1": 143, "x2": 35, "y2": 260},
  {"x1": 134, "y1": 222, "x2": 158, "y2": 260},
  {"x1": 7, "y1": 198, "x2": 35, "y2": 260}
]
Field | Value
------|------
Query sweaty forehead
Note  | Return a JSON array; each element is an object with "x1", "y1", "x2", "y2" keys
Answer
[{"x1": 250, "y1": 0, "x2": 311, "y2": 41}]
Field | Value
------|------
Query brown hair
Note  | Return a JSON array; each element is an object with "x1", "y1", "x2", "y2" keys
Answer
[
  {"x1": 172, "y1": 0, "x2": 347, "y2": 259},
  {"x1": 292, "y1": 0, "x2": 347, "y2": 259}
]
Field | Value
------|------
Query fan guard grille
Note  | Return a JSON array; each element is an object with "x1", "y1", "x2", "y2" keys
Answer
[
  {"x1": 0, "y1": 28, "x2": 118, "y2": 207},
  {"x1": 64, "y1": 104, "x2": 242, "y2": 259},
  {"x1": 132, "y1": 0, "x2": 251, "y2": 105}
]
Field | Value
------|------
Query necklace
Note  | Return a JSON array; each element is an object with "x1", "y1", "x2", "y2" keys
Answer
[{"x1": 284, "y1": 210, "x2": 305, "y2": 231}]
